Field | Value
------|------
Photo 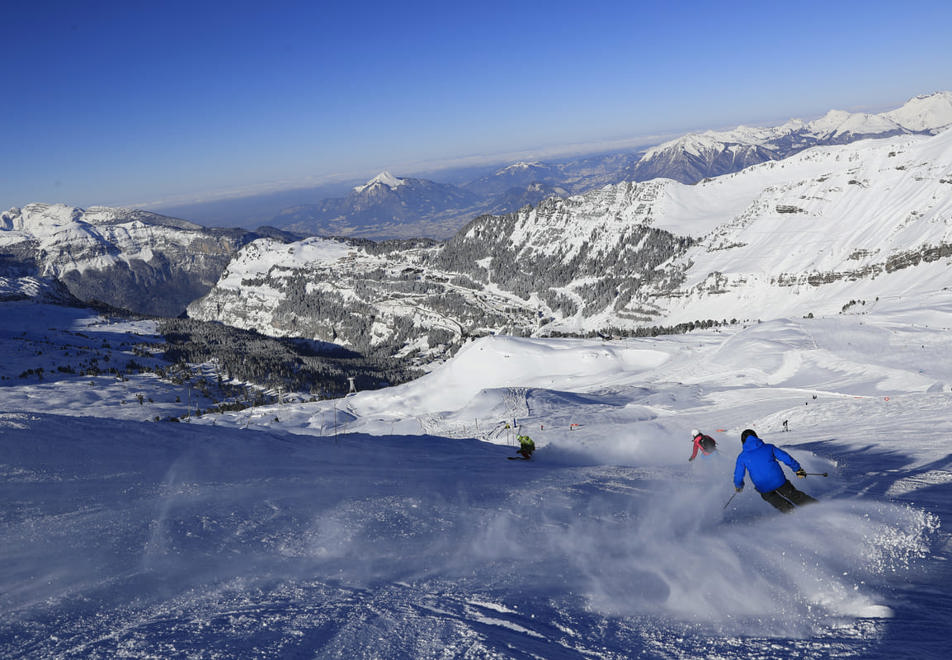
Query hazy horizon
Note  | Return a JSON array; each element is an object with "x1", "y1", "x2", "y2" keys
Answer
[{"x1": 2, "y1": 0, "x2": 950, "y2": 214}]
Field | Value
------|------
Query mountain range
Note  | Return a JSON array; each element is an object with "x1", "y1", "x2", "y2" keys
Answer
[
  {"x1": 267, "y1": 92, "x2": 952, "y2": 240},
  {"x1": 6, "y1": 92, "x2": 952, "y2": 366},
  {"x1": 271, "y1": 152, "x2": 643, "y2": 240},
  {"x1": 0, "y1": 204, "x2": 296, "y2": 316},
  {"x1": 627, "y1": 92, "x2": 952, "y2": 184},
  {"x1": 272, "y1": 172, "x2": 485, "y2": 240},
  {"x1": 187, "y1": 120, "x2": 952, "y2": 363}
]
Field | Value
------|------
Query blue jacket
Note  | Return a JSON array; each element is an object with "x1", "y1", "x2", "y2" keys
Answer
[{"x1": 733, "y1": 434, "x2": 802, "y2": 493}]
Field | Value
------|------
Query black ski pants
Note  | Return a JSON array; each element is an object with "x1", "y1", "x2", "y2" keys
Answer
[{"x1": 760, "y1": 479, "x2": 817, "y2": 513}]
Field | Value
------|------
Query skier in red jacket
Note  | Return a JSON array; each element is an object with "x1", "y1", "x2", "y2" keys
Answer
[{"x1": 688, "y1": 429, "x2": 717, "y2": 461}]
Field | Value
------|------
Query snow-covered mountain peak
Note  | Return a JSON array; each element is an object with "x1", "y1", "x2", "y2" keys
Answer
[
  {"x1": 353, "y1": 171, "x2": 405, "y2": 193},
  {"x1": 631, "y1": 93, "x2": 951, "y2": 185},
  {"x1": 2, "y1": 203, "x2": 205, "y2": 234},
  {"x1": 811, "y1": 108, "x2": 852, "y2": 127},
  {"x1": 495, "y1": 161, "x2": 544, "y2": 175},
  {"x1": 642, "y1": 132, "x2": 728, "y2": 159},
  {"x1": 805, "y1": 109, "x2": 902, "y2": 138},
  {"x1": 885, "y1": 90, "x2": 952, "y2": 132},
  {"x1": 777, "y1": 118, "x2": 808, "y2": 132},
  {"x1": 642, "y1": 122, "x2": 788, "y2": 160}
]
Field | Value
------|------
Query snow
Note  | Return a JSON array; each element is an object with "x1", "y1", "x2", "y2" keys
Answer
[
  {"x1": 8, "y1": 92, "x2": 952, "y2": 657},
  {"x1": 495, "y1": 161, "x2": 544, "y2": 174},
  {"x1": 0, "y1": 203, "x2": 225, "y2": 289},
  {"x1": 198, "y1": 236, "x2": 364, "y2": 337},
  {"x1": 187, "y1": 122, "x2": 952, "y2": 349},
  {"x1": 885, "y1": 91, "x2": 952, "y2": 132},
  {"x1": 219, "y1": 237, "x2": 356, "y2": 286},
  {"x1": 353, "y1": 170, "x2": 405, "y2": 193},
  {"x1": 2, "y1": 299, "x2": 952, "y2": 657},
  {"x1": 642, "y1": 128, "x2": 952, "y2": 326},
  {"x1": 641, "y1": 92, "x2": 952, "y2": 165}
]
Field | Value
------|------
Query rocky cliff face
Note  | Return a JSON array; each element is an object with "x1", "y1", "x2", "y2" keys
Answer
[
  {"x1": 0, "y1": 204, "x2": 263, "y2": 316},
  {"x1": 188, "y1": 174, "x2": 704, "y2": 363}
]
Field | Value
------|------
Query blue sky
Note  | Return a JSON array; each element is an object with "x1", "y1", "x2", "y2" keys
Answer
[{"x1": 2, "y1": 0, "x2": 950, "y2": 210}]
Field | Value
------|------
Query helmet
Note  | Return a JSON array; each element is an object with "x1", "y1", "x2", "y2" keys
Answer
[
  {"x1": 690, "y1": 429, "x2": 700, "y2": 438},
  {"x1": 741, "y1": 429, "x2": 757, "y2": 443}
]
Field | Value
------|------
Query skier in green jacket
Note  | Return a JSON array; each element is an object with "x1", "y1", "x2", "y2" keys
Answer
[{"x1": 516, "y1": 434, "x2": 535, "y2": 459}]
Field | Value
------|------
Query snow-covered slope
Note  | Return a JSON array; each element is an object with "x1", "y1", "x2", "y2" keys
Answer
[
  {"x1": 2, "y1": 299, "x2": 951, "y2": 657},
  {"x1": 191, "y1": 126, "x2": 952, "y2": 358},
  {"x1": 187, "y1": 235, "x2": 461, "y2": 360},
  {"x1": 885, "y1": 92, "x2": 952, "y2": 132},
  {"x1": 0, "y1": 203, "x2": 261, "y2": 316},
  {"x1": 653, "y1": 128, "x2": 952, "y2": 325}
]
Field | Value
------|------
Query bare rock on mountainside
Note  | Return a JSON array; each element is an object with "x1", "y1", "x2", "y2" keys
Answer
[{"x1": 0, "y1": 203, "x2": 275, "y2": 316}]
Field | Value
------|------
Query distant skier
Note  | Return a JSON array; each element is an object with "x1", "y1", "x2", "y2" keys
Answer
[
  {"x1": 688, "y1": 429, "x2": 717, "y2": 461},
  {"x1": 515, "y1": 434, "x2": 535, "y2": 460},
  {"x1": 733, "y1": 428, "x2": 817, "y2": 512}
]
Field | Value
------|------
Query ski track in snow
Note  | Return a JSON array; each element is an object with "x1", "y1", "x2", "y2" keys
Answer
[{"x1": 1, "y1": 303, "x2": 952, "y2": 658}]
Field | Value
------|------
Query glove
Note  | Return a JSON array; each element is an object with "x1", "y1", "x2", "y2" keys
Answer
[
  {"x1": 796, "y1": 468, "x2": 807, "y2": 478},
  {"x1": 735, "y1": 486, "x2": 743, "y2": 493}
]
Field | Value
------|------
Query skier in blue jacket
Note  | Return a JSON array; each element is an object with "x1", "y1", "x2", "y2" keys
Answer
[{"x1": 733, "y1": 428, "x2": 817, "y2": 512}]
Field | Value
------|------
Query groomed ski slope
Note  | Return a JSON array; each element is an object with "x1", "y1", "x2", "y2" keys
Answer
[{"x1": 1, "y1": 301, "x2": 951, "y2": 658}]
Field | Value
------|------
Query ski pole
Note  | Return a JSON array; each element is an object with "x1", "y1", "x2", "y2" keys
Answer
[
  {"x1": 723, "y1": 491, "x2": 739, "y2": 510},
  {"x1": 802, "y1": 472, "x2": 828, "y2": 477}
]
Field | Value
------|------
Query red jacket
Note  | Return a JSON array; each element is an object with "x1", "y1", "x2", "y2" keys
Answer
[{"x1": 690, "y1": 434, "x2": 716, "y2": 459}]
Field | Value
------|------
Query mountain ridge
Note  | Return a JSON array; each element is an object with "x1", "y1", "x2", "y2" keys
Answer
[
  {"x1": 266, "y1": 92, "x2": 952, "y2": 239},
  {"x1": 9, "y1": 93, "x2": 952, "y2": 361},
  {"x1": 630, "y1": 91, "x2": 952, "y2": 185},
  {"x1": 187, "y1": 126, "x2": 952, "y2": 362},
  {"x1": 0, "y1": 203, "x2": 289, "y2": 316}
]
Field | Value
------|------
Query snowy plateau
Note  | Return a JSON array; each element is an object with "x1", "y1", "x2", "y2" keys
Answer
[{"x1": 3, "y1": 93, "x2": 952, "y2": 658}]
